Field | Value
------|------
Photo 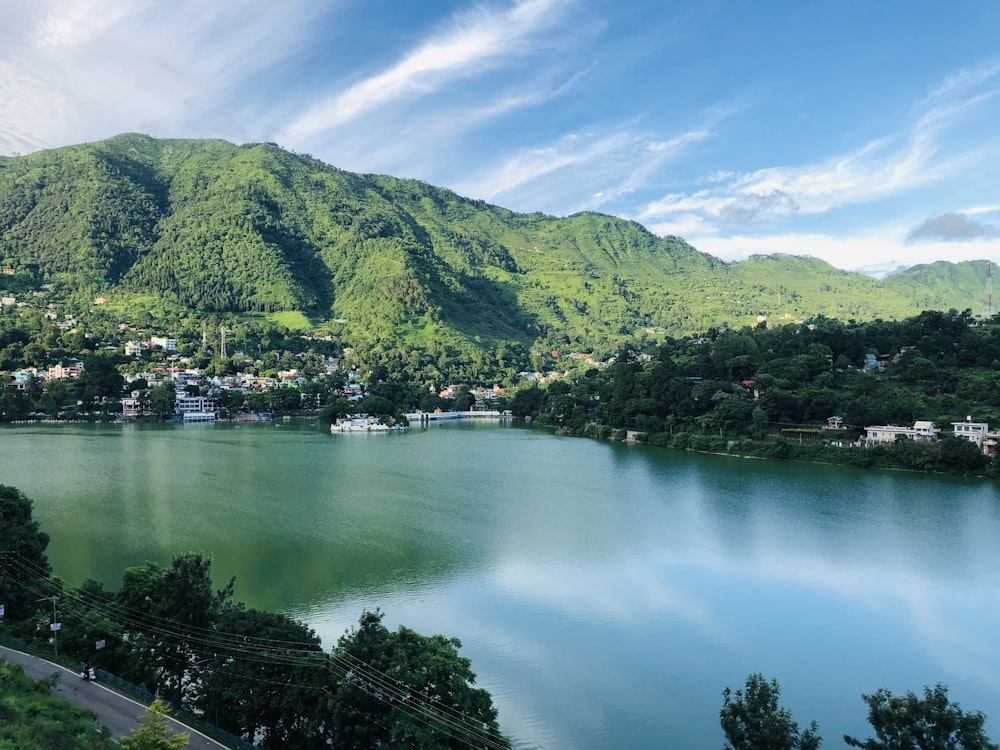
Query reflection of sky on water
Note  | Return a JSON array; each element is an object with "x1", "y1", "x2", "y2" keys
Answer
[
  {"x1": 298, "y1": 458, "x2": 1000, "y2": 750},
  {"x1": 7, "y1": 424, "x2": 1000, "y2": 749}
]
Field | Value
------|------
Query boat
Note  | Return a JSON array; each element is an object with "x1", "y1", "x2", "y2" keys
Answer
[{"x1": 333, "y1": 417, "x2": 405, "y2": 433}]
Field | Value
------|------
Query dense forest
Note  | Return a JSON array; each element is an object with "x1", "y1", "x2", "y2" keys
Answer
[
  {"x1": 509, "y1": 310, "x2": 1000, "y2": 477},
  {"x1": 0, "y1": 134, "x2": 995, "y2": 372}
]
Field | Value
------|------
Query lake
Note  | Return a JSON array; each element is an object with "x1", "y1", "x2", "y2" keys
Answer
[{"x1": 2, "y1": 420, "x2": 999, "y2": 748}]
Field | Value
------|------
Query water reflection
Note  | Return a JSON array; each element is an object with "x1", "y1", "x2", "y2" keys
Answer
[{"x1": 3, "y1": 423, "x2": 999, "y2": 749}]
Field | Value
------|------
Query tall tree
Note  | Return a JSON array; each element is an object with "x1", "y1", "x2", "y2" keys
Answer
[
  {"x1": 78, "y1": 354, "x2": 125, "y2": 403},
  {"x1": 0, "y1": 485, "x2": 52, "y2": 625},
  {"x1": 197, "y1": 605, "x2": 326, "y2": 750},
  {"x1": 720, "y1": 673, "x2": 822, "y2": 750},
  {"x1": 844, "y1": 684, "x2": 998, "y2": 750},
  {"x1": 327, "y1": 610, "x2": 510, "y2": 750}
]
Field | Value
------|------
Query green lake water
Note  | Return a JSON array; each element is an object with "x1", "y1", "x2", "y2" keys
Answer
[{"x1": 2, "y1": 420, "x2": 999, "y2": 748}]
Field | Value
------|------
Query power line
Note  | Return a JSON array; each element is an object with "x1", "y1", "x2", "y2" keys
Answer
[{"x1": 0, "y1": 552, "x2": 512, "y2": 750}]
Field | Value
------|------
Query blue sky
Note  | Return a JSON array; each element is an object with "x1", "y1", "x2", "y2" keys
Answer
[{"x1": 2, "y1": 0, "x2": 999, "y2": 274}]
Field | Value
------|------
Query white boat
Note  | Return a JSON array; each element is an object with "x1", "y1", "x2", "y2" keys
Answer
[{"x1": 333, "y1": 417, "x2": 404, "y2": 433}]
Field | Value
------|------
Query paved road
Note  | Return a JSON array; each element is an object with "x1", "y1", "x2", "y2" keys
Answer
[{"x1": 1, "y1": 645, "x2": 228, "y2": 748}]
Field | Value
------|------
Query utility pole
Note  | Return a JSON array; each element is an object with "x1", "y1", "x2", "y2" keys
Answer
[
  {"x1": 38, "y1": 596, "x2": 59, "y2": 658},
  {"x1": 985, "y1": 261, "x2": 995, "y2": 319}
]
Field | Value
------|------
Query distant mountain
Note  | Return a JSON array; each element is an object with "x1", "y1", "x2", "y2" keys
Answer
[{"x1": 0, "y1": 134, "x2": 992, "y2": 359}]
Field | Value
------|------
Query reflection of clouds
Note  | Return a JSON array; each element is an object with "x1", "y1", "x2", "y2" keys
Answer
[
  {"x1": 494, "y1": 555, "x2": 733, "y2": 643},
  {"x1": 302, "y1": 455, "x2": 1000, "y2": 747}
]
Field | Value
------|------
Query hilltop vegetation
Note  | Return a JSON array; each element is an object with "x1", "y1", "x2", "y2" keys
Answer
[{"x1": 0, "y1": 134, "x2": 993, "y2": 381}]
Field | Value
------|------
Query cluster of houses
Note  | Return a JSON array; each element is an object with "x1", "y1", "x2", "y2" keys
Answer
[{"x1": 826, "y1": 416, "x2": 1000, "y2": 457}]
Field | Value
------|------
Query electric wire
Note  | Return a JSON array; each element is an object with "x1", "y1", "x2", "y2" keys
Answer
[{"x1": 0, "y1": 552, "x2": 511, "y2": 750}]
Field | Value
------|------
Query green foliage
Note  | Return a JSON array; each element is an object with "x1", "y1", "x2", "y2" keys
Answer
[
  {"x1": 1, "y1": 135, "x2": 993, "y2": 387},
  {"x1": 0, "y1": 485, "x2": 51, "y2": 624},
  {"x1": 196, "y1": 606, "x2": 324, "y2": 749},
  {"x1": 119, "y1": 699, "x2": 189, "y2": 750},
  {"x1": 329, "y1": 609, "x2": 510, "y2": 750},
  {"x1": 522, "y1": 312, "x2": 1000, "y2": 478},
  {"x1": 844, "y1": 684, "x2": 998, "y2": 750},
  {"x1": 78, "y1": 353, "x2": 125, "y2": 403},
  {"x1": 0, "y1": 662, "x2": 112, "y2": 749},
  {"x1": 112, "y1": 554, "x2": 234, "y2": 708},
  {"x1": 720, "y1": 673, "x2": 822, "y2": 750},
  {"x1": 148, "y1": 381, "x2": 176, "y2": 419}
]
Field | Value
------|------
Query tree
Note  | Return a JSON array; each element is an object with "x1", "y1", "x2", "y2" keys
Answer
[
  {"x1": 844, "y1": 684, "x2": 998, "y2": 750},
  {"x1": 78, "y1": 354, "x2": 124, "y2": 403},
  {"x1": 750, "y1": 406, "x2": 769, "y2": 440},
  {"x1": 148, "y1": 381, "x2": 177, "y2": 419},
  {"x1": 319, "y1": 396, "x2": 351, "y2": 424},
  {"x1": 328, "y1": 610, "x2": 510, "y2": 750},
  {"x1": 115, "y1": 554, "x2": 232, "y2": 709},
  {"x1": 197, "y1": 606, "x2": 326, "y2": 749},
  {"x1": 119, "y1": 699, "x2": 189, "y2": 750},
  {"x1": 0, "y1": 485, "x2": 52, "y2": 624},
  {"x1": 936, "y1": 436, "x2": 988, "y2": 474},
  {"x1": 720, "y1": 673, "x2": 822, "y2": 750}
]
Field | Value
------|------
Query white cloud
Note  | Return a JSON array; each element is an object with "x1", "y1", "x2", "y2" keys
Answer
[
  {"x1": 635, "y1": 58, "x2": 1000, "y2": 269},
  {"x1": 920, "y1": 57, "x2": 1000, "y2": 105},
  {"x1": 453, "y1": 129, "x2": 635, "y2": 204},
  {"x1": 278, "y1": 0, "x2": 571, "y2": 143},
  {"x1": 0, "y1": 0, "x2": 327, "y2": 155},
  {"x1": 665, "y1": 228, "x2": 1000, "y2": 273},
  {"x1": 964, "y1": 204, "x2": 1000, "y2": 216}
]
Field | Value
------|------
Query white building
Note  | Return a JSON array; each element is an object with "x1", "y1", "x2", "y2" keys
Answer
[
  {"x1": 863, "y1": 421, "x2": 939, "y2": 445},
  {"x1": 951, "y1": 418, "x2": 989, "y2": 449},
  {"x1": 175, "y1": 394, "x2": 214, "y2": 415},
  {"x1": 150, "y1": 336, "x2": 177, "y2": 351}
]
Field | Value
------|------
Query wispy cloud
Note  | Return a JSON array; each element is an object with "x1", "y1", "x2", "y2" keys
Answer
[
  {"x1": 453, "y1": 129, "x2": 636, "y2": 205},
  {"x1": 278, "y1": 0, "x2": 572, "y2": 143},
  {"x1": 305, "y1": 65, "x2": 593, "y2": 180},
  {"x1": 638, "y1": 57, "x2": 1000, "y2": 260},
  {"x1": 920, "y1": 58, "x2": 1000, "y2": 105},
  {"x1": 0, "y1": 0, "x2": 327, "y2": 155},
  {"x1": 451, "y1": 109, "x2": 723, "y2": 215}
]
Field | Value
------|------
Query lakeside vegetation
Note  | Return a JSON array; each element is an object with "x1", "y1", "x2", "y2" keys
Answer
[
  {"x1": 507, "y1": 310, "x2": 1000, "y2": 478},
  {"x1": 2, "y1": 135, "x2": 998, "y2": 476}
]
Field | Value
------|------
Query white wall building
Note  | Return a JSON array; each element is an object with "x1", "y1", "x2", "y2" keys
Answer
[{"x1": 863, "y1": 421, "x2": 939, "y2": 445}]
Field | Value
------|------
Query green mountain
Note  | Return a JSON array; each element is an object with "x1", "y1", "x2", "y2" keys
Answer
[{"x1": 0, "y1": 134, "x2": 992, "y2": 360}]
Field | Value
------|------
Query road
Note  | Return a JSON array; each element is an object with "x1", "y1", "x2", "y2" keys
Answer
[{"x1": 0, "y1": 645, "x2": 228, "y2": 748}]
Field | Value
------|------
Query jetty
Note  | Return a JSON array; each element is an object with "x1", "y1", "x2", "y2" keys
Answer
[{"x1": 403, "y1": 410, "x2": 512, "y2": 427}]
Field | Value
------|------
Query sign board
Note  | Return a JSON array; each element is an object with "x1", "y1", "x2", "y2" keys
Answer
[
  {"x1": 0, "y1": 604, "x2": 5, "y2": 619},
  {"x1": 50, "y1": 622, "x2": 61, "y2": 631},
  {"x1": 95, "y1": 639, "x2": 106, "y2": 650}
]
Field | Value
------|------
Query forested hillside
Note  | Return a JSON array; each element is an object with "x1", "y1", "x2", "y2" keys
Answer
[{"x1": 0, "y1": 134, "x2": 992, "y2": 366}]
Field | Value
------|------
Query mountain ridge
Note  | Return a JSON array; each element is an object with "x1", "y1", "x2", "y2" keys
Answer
[{"x1": 0, "y1": 134, "x2": 992, "y2": 362}]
